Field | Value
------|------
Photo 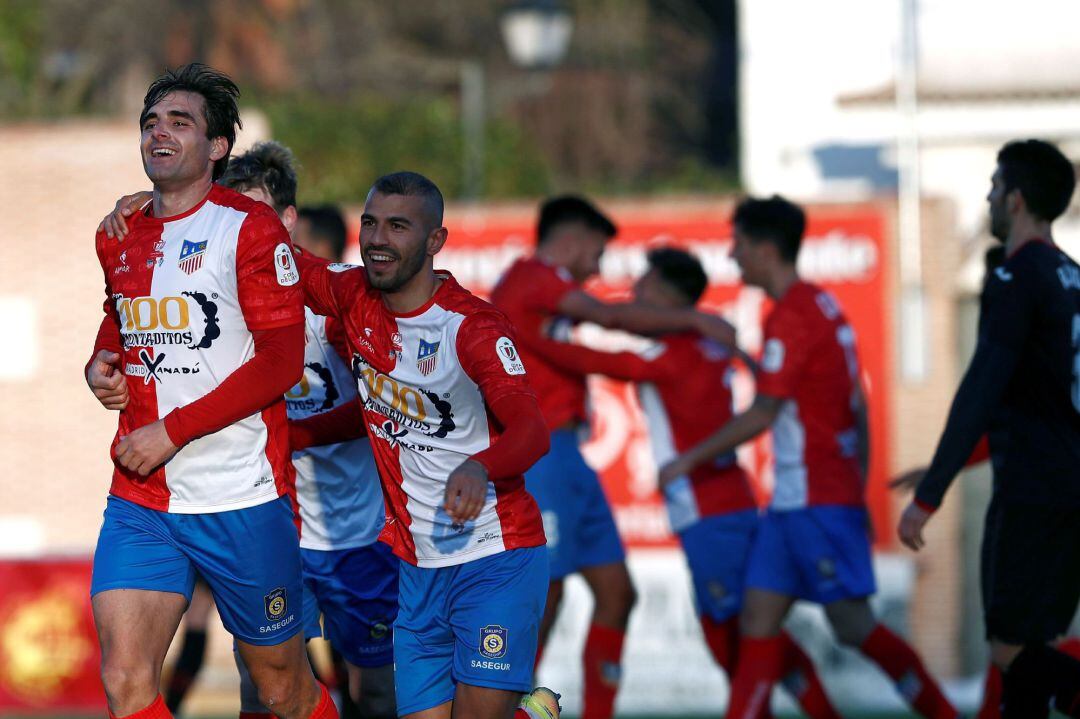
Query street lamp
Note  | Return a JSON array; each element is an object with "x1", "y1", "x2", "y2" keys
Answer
[{"x1": 499, "y1": 0, "x2": 574, "y2": 70}]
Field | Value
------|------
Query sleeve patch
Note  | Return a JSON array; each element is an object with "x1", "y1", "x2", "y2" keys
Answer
[
  {"x1": 274, "y1": 243, "x2": 299, "y2": 286},
  {"x1": 496, "y1": 336, "x2": 526, "y2": 375},
  {"x1": 762, "y1": 338, "x2": 785, "y2": 373}
]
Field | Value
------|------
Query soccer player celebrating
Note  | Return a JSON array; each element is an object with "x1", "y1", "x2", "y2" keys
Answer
[
  {"x1": 287, "y1": 172, "x2": 558, "y2": 719},
  {"x1": 535, "y1": 247, "x2": 842, "y2": 718},
  {"x1": 659, "y1": 196, "x2": 957, "y2": 719},
  {"x1": 100, "y1": 144, "x2": 400, "y2": 718},
  {"x1": 897, "y1": 139, "x2": 1080, "y2": 718},
  {"x1": 490, "y1": 197, "x2": 735, "y2": 719},
  {"x1": 84, "y1": 65, "x2": 334, "y2": 719}
]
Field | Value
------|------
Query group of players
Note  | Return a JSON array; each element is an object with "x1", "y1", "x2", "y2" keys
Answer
[{"x1": 82, "y1": 61, "x2": 1080, "y2": 719}]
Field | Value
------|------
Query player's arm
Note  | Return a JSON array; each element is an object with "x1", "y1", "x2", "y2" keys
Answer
[
  {"x1": 289, "y1": 397, "x2": 367, "y2": 450},
  {"x1": 853, "y1": 382, "x2": 870, "y2": 482},
  {"x1": 443, "y1": 314, "x2": 550, "y2": 524},
  {"x1": 526, "y1": 336, "x2": 670, "y2": 383},
  {"x1": 557, "y1": 289, "x2": 737, "y2": 346},
  {"x1": 899, "y1": 266, "x2": 1032, "y2": 550},
  {"x1": 114, "y1": 212, "x2": 307, "y2": 476},
  {"x1": 292, "y1": 246, "x2": 365, "y2": 320},
  {"x1": 658, "y1": 394, "x2": 782, "y2": 487}
]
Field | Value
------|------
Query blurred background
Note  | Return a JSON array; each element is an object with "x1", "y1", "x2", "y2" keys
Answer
[{"x1": 3, "y1": 0, "x2": 1080, "y2": 716}]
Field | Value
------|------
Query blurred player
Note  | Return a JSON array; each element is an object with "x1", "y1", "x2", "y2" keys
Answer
[
  {"x1": 490, "y1": 197, "x2": 735, "y2": 719},
  {"x1": 102, "y1": 145, "x2": 399, "y2": 718},
  {"x1": 538, "y1": 247, "x2": 841, "y2": 718},
  {"x1": 286, "y1": 171, "x2": 559, "y2": 719},
  {"x1": 897, "y1": 139, "x2": 1080, "y2": 717},
  {"x1": 660, "y1": 196, "x2": 957, "y2": 719},
  {"x1": 84, "y1": 64, "x2": 333, "y2": 719}
]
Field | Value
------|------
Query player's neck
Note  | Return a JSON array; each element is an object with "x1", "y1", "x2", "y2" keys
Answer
[
  {"x1": 152, "y1": 179, "x2": 213, "y2": 219},
  {"x1": 1006, "y1": 215, "x2": 1054, "y2": 256},
  {"x1": 381, "y1": 269, "x2": 443, "y2": 315},
  {"x1": 765, "y1": 265, "x2": 800, "y2": 300}
]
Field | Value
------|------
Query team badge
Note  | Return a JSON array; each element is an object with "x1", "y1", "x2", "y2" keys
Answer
[
  {"x1": 370, "y1": 622, "x2": 390, "y2": 642},
  {"x1": 264, "y1": 587, "x2": 288, "y2": 622},
  {"x1": 479, "y1": 625, "x2": 508, "y2": 659},
  {"x1": 817, "y1": 558, "x2": 836, "y2": 579},
  {"x1": 495, "y1": 337, "x2": 526, "y2": 375},
  {"x1": 416, "y1": 339, "x2": 440, "y2": 376},
  {"x1": 178, "y1": 239, "x2": 208, "y2": 275},
  {"x1": 274, "y1": 243, "x2": 299, "y2": 286}
]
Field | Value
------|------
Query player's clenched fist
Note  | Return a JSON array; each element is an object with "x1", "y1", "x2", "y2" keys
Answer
[
  {"x1": 87, "y1": 350, "x2": 129, "y2": 410},
  {"x1": 444, "y1": 459, "x2": 489, "y2": 525},
  {"x1": 115, "y1": 419, "x2": 179, "y2": 476}
]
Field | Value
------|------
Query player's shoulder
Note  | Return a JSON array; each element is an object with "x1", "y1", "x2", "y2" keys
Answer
[
  {"x1": 440, "y1": 275, "x2": 514, "y2": 327},
  {"x1": 206, "y1": 183, "x2": 274, "y2": 218}
]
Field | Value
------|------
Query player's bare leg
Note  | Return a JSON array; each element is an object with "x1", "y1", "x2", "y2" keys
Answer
[
  {"x1": 535, "y1": 579, "x2": 564, "y2": 663},
  {"x1": 93, "y1": 588, "x2": 188, "y2": 716},
  {"x1": 580, "y1": 561, "x2": 636, "y2": 629},
  {"x1": 739, "y1": 588, "x2": 794, "y2": 637},
  {"x1": 347, "y1": 662, "x2": 396, "y2": 719},
  {"x1": 452, "y1": 683, "x2": 525, "y2": 719},
  {"x1": 827, "y1": 597, "x2": 957, "y2": 718},
  {"x1": 237, "y1": 634, "x2": 325, "y2": 719}
]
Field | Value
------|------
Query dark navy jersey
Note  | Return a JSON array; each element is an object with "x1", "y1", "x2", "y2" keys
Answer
[{"x1": 981, "y1": 240, "x2": 1080, "y2": 504}]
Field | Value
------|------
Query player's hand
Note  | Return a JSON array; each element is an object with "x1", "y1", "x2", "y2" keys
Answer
[
  {"x1": 86, "y1": 350, "x2": 129, "y2": 410},
  {"x1": 658, "y1": 456, "x2": 692, "y2": 489},
  {"x1": 98, "y1": 191, "x2": 152, "y2": 239},
  {"x1": 114, "y1": 420, "x2": 179, "y2": 476},
  {"x1": 695, "y1": 312, "x2": 737, "y2": 348},
  {"x1": 897, "y1": 501, "x2": 932, "y2": 552},
  {"x1": 889, "y1": 467, "x2": 928, "y2": 493},
  {"x1": 444, "y1": 459, "x2": 489, "y2": 524}
]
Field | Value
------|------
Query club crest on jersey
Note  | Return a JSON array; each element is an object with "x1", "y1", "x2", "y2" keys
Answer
[
  {"x1": 479, "y1": 625, "x2": 508, "y2": 659},
  {"x1": 177, "y1": 239, "x2": 208, "y2": 275},
  {"x1": 416, "y1": 339, "x2": 440, "y2": 376},
  {"x1": 496, "y1": 337, "x2": 526, "y2": 375},
  {"x1": 264, "y1": 587, "x2": 288, "y2": 621}
]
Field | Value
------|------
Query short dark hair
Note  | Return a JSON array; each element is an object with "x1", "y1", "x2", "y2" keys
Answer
[
  {"x1": 647, "y1": 247, "x2": 708, "y2": 305},
  {"x1": 141, "y1": 63, "x2": 242, "y2": 181},
  {"x1": 731, "y1": 195, "x2": 806, "y2": 263},
  {"x1": 370, "y1": 171, "x2": 444, "y2": 225},
  {"x1": 298, "y1": 205, "x2": 349, "y2": 261},
  {"x1": 997, "y1": 139, "x2": 1076, "y2": 222},
  {"x1": 537, "y1": 195, "x2": 617, "y2": 245},
  {"x1": 218, "y1": 141, "x2": 298, "y2": 213}
]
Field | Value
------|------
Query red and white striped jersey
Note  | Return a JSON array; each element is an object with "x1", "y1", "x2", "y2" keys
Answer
[
  {"x1": 757, "y1": 281, "x2": 864, "y2": 510},
  {"x1": 634, "y1": 334, "x2": 757, "y2": 532},
  {"x1": 94, "y1": 184, "x2": 305, "y2": 513},
  {"x1": 298, "y1": 258, "x2": 546, "y2": 568},
  {"x1": 287, "y1": 309, "x2": 384, "y2": 551}
]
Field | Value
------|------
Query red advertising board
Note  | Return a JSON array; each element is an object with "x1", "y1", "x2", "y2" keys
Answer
[
  {"x1": 355, "y1": 200, "x2": 895, "y2": 548},
  {"x1": 0, "y1": 558, "x2": 105, "y2": 714}
]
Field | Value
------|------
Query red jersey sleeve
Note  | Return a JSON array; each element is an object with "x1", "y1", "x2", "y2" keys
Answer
[
  {"x1": 524, "y1": 262, "x2": 576, "y2": 314},
  {"x1": 235, "y1": 210, "x2": 306, "y2": 330},
  {"x1": 456, "y1": 310, "x2": 536, "y2": 404},
  {"x1": 87, "y1": 232, "x2": 123, "y2": 374},
  {"x1": 756, "y1": 308, "x2": 811, "y2": 399},
  {"x1": 324, "y1": 316, "x2": 353, "y2": 366},
  {"x1": 293, "y1": 249, "x2": 367, "y2": 320}
]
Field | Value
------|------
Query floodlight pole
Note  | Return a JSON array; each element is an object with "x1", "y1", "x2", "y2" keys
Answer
[
  {"x1": 461, "y1": 60, "x2": 486, "y2": 201},
  {"x1": 897, "y1": 0, "x2": 927, "y2": 381}
]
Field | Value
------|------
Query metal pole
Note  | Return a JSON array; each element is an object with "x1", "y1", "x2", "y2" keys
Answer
[
  {"x1": 897, "y1": 0, "x2": 927, "y2": 380},
  {"x1": 461, "y1": 60, "x2": 486, "y2": 200}
]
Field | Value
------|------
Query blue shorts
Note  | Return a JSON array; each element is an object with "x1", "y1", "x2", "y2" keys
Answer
[
  {"x1": 91, "y1": 495, "x2": 304, "y2": 646},
  {"x1": 525, "y1": 429, "x2": 625, "y2": 579},
  {"x1": 744, "y1": 506, "x2": 876, "y2": 604},
  {"x1": 678, "y1": 510, "x2": 759, "y2": 623},
  {"x1": 394, "y1": 546, "x2": 548, "y2": 715},
  {"x1": 300, "y1": 542, "x2": 399, "y2": 668}
]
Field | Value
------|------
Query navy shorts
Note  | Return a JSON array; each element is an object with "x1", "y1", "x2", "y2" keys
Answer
[
  {"x1": 301, "y1": 542, "x2": 399, "y2": 667},
  {"x1": 394, "y1": 546, "x2": 548, "y2": 715},
  {"x1": 744, "y1": 506, "x2": 876, "y2": 604},
  {"x1": 92, "y1": 495, "x2": 304, "y2": 646},
  {"x1": 525, "y1": 429, "x2": 625, "y2": 579},
  {"x1": 679, "y1": 510, "x2": 759, "y2": 622}
]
